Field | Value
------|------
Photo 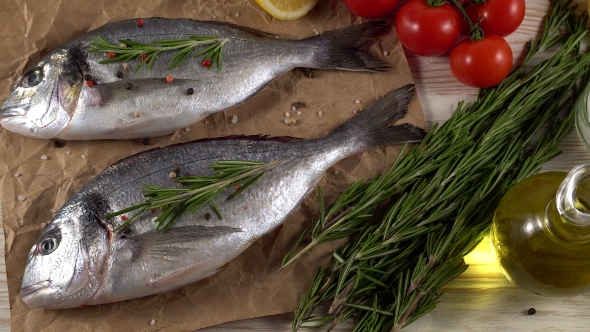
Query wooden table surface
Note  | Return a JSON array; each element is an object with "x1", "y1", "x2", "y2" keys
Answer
[{"x1": 2, "y1": 0, "x2": 590, "y2": 331}]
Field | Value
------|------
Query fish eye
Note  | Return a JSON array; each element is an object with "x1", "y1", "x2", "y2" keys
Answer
[
  {"x1": 37, "y1": 234, "x2": 60, "y2": 255},
  {"x1": 22, "y1": 68, "x2": 43, "y2": 88}
]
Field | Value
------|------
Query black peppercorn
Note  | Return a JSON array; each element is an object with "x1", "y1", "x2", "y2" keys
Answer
[
  {"x1": 52, "y1": 140, "x2": 62, "y2": 148},
  {"x1": 187, "y1": 88, "x2": 194, "y2": 95},
  {"x1": 84, "y1": 74, "x2": 92, "y2": 81},
  {"x1": 204, "y1": 213, "x2": 211, "y2": 220},
  {"x1": 116, "y1": 71, "x2": 123, "y2": 78},
  {"x1": 142, "y1": 138, "x2": 150, "y2": 145},
  {"x1": 125, "y1": 82, "x2": 133, "y2": 90},
  {"x1": 527, "y1": 308, "x2": 536, "y2": 315}
]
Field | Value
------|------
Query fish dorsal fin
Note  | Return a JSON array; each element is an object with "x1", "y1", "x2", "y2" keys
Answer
[{"x1": 205, "y1": 21, "x2": 277, "y2": 39}]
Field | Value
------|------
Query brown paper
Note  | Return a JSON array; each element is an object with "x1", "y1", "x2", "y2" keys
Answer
[{"x1": 0, "y1": 0, "x2": 425, "y2": 331}]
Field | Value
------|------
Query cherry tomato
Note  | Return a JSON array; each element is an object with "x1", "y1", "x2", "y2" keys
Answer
[
  {"x1": 450, "y1": 35, "x2": 513, "y2": 88},
  {"x1": 466, "y1": 0, "x2": 526, "y2": 37},
  {"x1": 395, "y1": 0, "x2": 462, "y2": 57},
  {"x1": 343, "y1": 0, "x2": 401, "y2": 19}
]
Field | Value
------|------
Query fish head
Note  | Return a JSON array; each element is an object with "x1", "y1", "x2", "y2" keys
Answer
[
  {"x1": 1, "y1": 48, "x2": 84, "y2": 139},
  {"x1": 20, "y1": 201, "x2": 109, "y2": 309}
]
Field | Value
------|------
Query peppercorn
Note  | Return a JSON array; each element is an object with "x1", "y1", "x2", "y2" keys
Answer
[
  {"x1": 125, "y1": 83, "x2": 133, "y2": 90},
  {"x1": 84, "y1": 74, "x2": 92, "y2": 81},
  {"x1": 136, "y1": 18, "x2": 144, "y2": 27},
  {"x1": 187, "y1": 88, "x2": 194, "y2": 95},
  {"x1": 528, "y1": 308, "x2": 536, "y2": 315},
  {"x1": 204, "y1": 213, "x2": 211, "y2": 220},
  {"x1": 116, "y1": 71, "x2": 123, "y2": 78},
  {"x1": 53, "y1": 140, "x2": 62, "y2": 148},
  {"x1": 142, "y1": 138, "x2": 151, "y2": 145},
  {"x1": 202, "y1": 59, "x2": 211, "y2": 67}
]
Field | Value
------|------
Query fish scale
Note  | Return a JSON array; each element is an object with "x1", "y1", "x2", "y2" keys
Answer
[{"x1": 19, "y1": 84, "x2": 424, "y2": 308}]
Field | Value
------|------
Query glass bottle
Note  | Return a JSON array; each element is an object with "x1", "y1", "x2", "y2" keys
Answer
[{"x1": 491, "y1": 165, "x2": 590, "y2": 297}]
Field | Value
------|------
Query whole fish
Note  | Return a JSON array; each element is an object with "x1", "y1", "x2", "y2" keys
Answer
[
  {"x1": 20, "y1": 84, "x2": 424, "y2": 309},
  {"x1": 0, "y1": 18, "x2": 388, "y2": 140}
]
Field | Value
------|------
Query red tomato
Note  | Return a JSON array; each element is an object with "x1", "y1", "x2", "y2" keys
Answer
[
  {"x1": 466, "y1": 0, "x2": 525, "y2": 37},
  {"x1": 395, "y1": 0, "x2": 462, "y2": 57},
  {"x1": 343, "y1": 0, "x2": 401, "y2": 19},
  {"x1": 450, "y1": 35, "x2": 513, "y2": 88}
]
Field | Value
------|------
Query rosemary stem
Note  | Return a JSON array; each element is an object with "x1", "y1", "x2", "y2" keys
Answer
[
  {"x1": 391, "y1": 291, "x2": 425, "y2": 332},
  {"x1": 312, "y1": 205, "x2": 355, "y2": 240},
  {"x1": 278, "y1": 239, "x2": 319, "y2": 272},
  {"x1": 153, "y1": 38, "x2": 228, "y2": 54}
]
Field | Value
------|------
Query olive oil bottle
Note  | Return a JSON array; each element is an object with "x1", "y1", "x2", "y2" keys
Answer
[{"x1": 491, "y1": 166, "x2": 590, "y2": 297}]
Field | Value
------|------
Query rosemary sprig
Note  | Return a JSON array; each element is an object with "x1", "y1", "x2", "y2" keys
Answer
[
  {"x1": 88, "y1": 35, "x2": 229, "y2": 71},
  {"x1": 107, "y1": 159, "x2": 279, "y2": 231},
  {"x1": 287, "y1": 1, "x2": 590, "y2": 330}
]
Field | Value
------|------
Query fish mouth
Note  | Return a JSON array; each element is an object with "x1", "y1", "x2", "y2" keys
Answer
[
  {"x1": 20, "y1": 280, "x2": 50, "y2": 300},
  {"x1": 0, "y1": 106, "x2": 26, "y2": 119}
]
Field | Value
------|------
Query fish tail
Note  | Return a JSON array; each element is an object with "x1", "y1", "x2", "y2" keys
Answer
[
  {"x1": 305, "y1": 21, "x2": 390, "y2": 71},
  {"x1": 332, "y1": 84, "x2": 425, "y2": 150}
]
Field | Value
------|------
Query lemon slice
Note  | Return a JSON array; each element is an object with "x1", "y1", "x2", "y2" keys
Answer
[{"x1": 255, "y1": 0, "x2": 320, "y2": 20}]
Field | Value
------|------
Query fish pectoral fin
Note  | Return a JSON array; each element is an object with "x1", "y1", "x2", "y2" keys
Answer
[
  {"x1": 126, "y1": 225, "x2": 242, "y2": 262},
  {"x1": 149, "y1": 263, "x2": 221, "y2": 289}
]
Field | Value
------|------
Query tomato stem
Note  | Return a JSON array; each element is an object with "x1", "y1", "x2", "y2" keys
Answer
[{"x1": 448, "y1": 0, "x2": 484, "y2": 41}]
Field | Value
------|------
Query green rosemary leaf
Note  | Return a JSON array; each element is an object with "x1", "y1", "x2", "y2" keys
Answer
[
  {"x1": 192, "y1": 43, "x2": 218, "y2": 58},
  {"x1": 89, "y1": 35, "x2": 229, "y2": 71},
  {"x1": 105, "y1": 201, "x2": 150, "y2": 218},
  {"x1": 113, "y1": 207, "x2": 147, "y2": 232},
  {"x1": 118, "y1": 39, "x2": 152, "y2": 48},
  {"x1": 292, "y1": 267, "x2": 333, "y2": 330},
  {"x1": 280, "y1": 227, "x2": 310, "y2": 270},
  {"x1": 340, "y1": 302, "x2": 393, "y2": 316},
  {"x1": 227, "y1": 170, "x2": 266, "y2": 200},
  {"x1": 210, "y1": 200, "x2": 222, "y2": 220},
  {"x1": 354, "y1": 247, "x2": 400, "y2": 261}
]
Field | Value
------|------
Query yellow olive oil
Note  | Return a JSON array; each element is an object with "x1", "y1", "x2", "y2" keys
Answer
[{"x1": 491, "y1": 172, "x2": 590, "y2": 297}]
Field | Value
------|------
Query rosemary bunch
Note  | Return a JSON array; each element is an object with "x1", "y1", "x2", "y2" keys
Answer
[
  {"x1": 286, "y1": 1, "x2": 590, "y2": 331},
  {"x1": 89, "y1": 35, "x2": 228, "y2": 71},
  {"x1": 107, "y1": 159, "x2": 278, "y2": 231}
]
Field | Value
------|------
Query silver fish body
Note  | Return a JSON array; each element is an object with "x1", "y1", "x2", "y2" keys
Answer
[
  {"x1": 1, "y1": 18, "x2": 388, "y2": 140},
  {"x1": 19, "y1": 85, "x2": 423, "y2": 308}
]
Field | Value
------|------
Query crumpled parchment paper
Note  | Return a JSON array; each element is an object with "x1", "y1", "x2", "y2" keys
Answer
[{"x1": 0, "y1": 0, "x2": 425, "y2": 331}]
